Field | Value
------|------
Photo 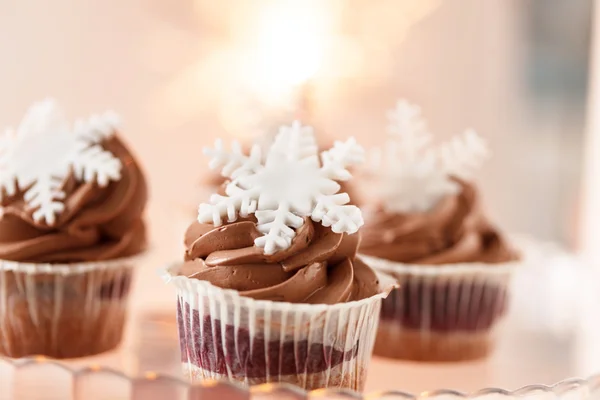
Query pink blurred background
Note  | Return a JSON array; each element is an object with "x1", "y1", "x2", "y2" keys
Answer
[{"x1": 0, "y1": 0, "x2": 590, "y2": 250}]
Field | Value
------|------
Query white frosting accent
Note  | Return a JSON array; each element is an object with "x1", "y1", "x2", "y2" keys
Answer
[
  {"x1": 370, "y1": 99, "x2": 489, "y2": 213},
  {"x1": 199, "y1": 120, "x2": 365, "y2": 255},
  {"x1": 438, "y1": 128, "x2": 489, "y2": 180},
  {"x1": 380, "y1": 157, "x2": 460, "y2": 213},
  {"x1": 0, "y1": 98, "x2": 122, "y2": 225}
]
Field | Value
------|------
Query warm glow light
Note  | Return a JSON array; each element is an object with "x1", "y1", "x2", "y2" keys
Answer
[
  {"x1": 243, "y1": 1, "x2": 332, "y2": 104},
  {"x1": 151, "y1": 0, "x2": 442, "y2": 135},
  {"x1": 256, "y1": 3, "x2": 326, "y2": 85}
]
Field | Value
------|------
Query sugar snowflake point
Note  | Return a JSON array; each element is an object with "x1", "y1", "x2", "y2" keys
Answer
[
  {"x1": 199, "y1": 120, "x2": 364, "y2": 254},
  {"x1": 438, "y1": 128, "x2": 489, "y2": 180},
  {"x1": 0, "y1": 99, "x2": 123, "y2": 225},
  {"x1": 371, "y1": 99, "x2": 489, "y2": 213}
]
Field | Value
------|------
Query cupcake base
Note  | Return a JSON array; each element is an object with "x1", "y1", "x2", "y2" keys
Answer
[
  {"x1": 165, "y1": 263, "x2": 393, "y2": 392},
  {"x1": 0, "y1": 298, "x2": 128, "y2": 359},
  {"x1": 0, "y1": 257, "x2": 137, "y2": 359},
  {"x1": 360, "y1": 254, "x2": 515, "y2": 362},
  {"x1": 374, "y1": 322, "x2": 492, "y2": 362},
  {"x1": 176, "y1": 299, "x2": 374, "y2": 392}
]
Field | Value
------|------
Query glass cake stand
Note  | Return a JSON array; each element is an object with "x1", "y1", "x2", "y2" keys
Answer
[{"x1": 1, "y1": 237, "x2": 600, "y2": 399}]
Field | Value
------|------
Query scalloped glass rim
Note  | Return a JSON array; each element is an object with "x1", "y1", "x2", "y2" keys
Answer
[{"x1": 1, "y1": 357, "x2": 599, "y2": 399}]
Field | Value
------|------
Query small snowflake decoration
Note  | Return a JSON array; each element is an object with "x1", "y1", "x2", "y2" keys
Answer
[
  {"x1": 0, "y1": 98, "x2": 122, "y2": 225},
  {"x1": 369, "y1": 99, "x2": 489, "y2": 213},
  {"x1": 200, "y1": 120, "x2": 365, "y2": 255}
]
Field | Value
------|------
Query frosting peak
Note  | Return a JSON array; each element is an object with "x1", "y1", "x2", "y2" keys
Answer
[
  {"x1": 181, "y1": 218, "x2": 379, "y2": 304},
  {"x1": 359, "y1": 180, "x2": 518, "y2": 264},
  {"x1": 0, "y1": 136, "x2": 147, "y2": 263}
]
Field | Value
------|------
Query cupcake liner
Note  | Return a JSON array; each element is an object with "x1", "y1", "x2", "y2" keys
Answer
[
  {"x1": 359, "y1": 254, "x2": 518, "y2": 362},
  {"x1": 162, "y1": 263, "x2": 395, "y2": 392},
  {"x1": 0, "y1": 255, "x2": 143, "y2": 359}
]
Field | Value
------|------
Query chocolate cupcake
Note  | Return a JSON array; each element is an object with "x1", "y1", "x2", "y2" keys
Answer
[
  {"x1": 0, "y1": 99, "x2": 147, "y2": 358},
  {"x1": 358, "y1": 100, "x2": 519, "y2": 362},
  {"x1": 163, "y1": 121, "x2": 393, "y2": 391}
]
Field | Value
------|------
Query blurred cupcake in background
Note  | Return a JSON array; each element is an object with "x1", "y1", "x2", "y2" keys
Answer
[
  {"x1": 0, "y1": 99, "x2": 147, "y2": 358},
  {"x1": 163, "y1": 121, "x2": 394, "y2": 391},
  {"x1": 358, "y1": 100, "x2": 520, "y2": 362}
]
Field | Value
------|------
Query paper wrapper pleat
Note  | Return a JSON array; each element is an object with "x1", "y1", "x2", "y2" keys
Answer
[
  {"x1": 0, "y1": 255, "x2": 140, "y2": 359},
  {"x1": 360, "y1": 254, "x2": 518, "y2": 362},
  {"x1": 162, "y1": 263, "x2": 395, "y2": 392}
]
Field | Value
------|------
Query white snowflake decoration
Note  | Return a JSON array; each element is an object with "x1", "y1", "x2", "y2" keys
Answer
[
  {"x1": 200, "y1": 120, "x2": 365, "y2": 255},
  {"x1": 370, "y1": 99, "x2": 489, "y2": 213},
  {"x1": 0, "y1": 98, "x2": 122, "y2": 225}
]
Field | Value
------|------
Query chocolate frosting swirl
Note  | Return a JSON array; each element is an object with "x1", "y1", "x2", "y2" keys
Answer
[
  {"x1": 0, "y1": 136, "x2": 147, "y2": 263},
  {"x1": 181, "y1": 218, "x2": 379, "y2": 304},
  {"x1": 359, "y1": 180, "x2": 518, "y2": 264}
]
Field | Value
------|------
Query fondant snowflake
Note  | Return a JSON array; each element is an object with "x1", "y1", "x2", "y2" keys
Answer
[
  {"x1": 369, "y1": 99, "x2": 489, "y2": 213},
  {"x1": 200, "y1": 120, "x2": 365, "y2": 255},
  {"x1": 0, "y1": 99, "x2": 122, "y2": 225}
]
